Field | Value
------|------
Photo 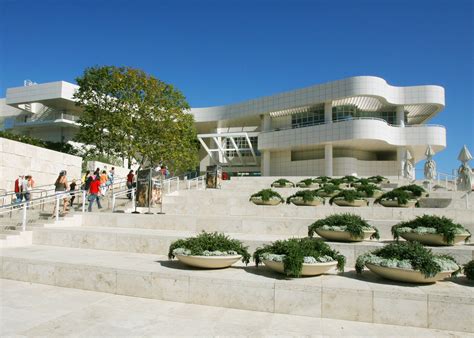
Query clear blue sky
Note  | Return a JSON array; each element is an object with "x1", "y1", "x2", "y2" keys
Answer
[{"x1": 1, "y1": 0, "x2": 472, "y2": 174}]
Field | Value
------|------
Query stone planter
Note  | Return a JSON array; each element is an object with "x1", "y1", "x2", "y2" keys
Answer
[
  {"x1": 315, "y1": 229, "x2": 376, "y2": 242},
  {"x1": 250, "y1": 197, "x2": 282, "y2": 206},
  {"x1": 333, "y1": 198, "x2": 368, "y2": 207},
  {"x1": 379, "y1": 199, "x2": 417, "y2": 208},
  {"x1": 263, "y1": 260, "x2": 337, "y2": 277},
  {"x1": 271, "y1": 182, "x2": 294, "y2": 188},
  {"x1": 365, "y1": 263, "x2": 455, "y2": 284},
  {"x1": 399, "y1": 232, "x2": 470, "y2": 246},
  {"x1": 317, "y1": 190, "x2": 340, "y2": 198},
  {"x1": 176, "y1": 254, "x2": 242, "y2": 269},
  {"x1": 289, "y1": 197, "x2": 323, "y2": 206},
  {"x1": 417, "y1": 198, "x2": 452, "y2": 208},
  {"x1": 338, "y1": 183, "x2": 351, "y2": 189}
]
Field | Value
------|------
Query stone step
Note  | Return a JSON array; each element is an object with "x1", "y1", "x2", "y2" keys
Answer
[
  {"x1": 81, "y1": 212, "x2": 474, "y2": 240},
  {"x1": 32, "y1": 226, "x2": 474, "y2": 265},
  {"x1": 160, "y1": 202, "x2": 474, "y2": 224},
  {"x1": 1, "y1": 245, "x2": 472, "y2": 332}
]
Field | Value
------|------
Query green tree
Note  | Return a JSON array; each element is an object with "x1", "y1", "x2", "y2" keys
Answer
[{"x1": 74, "y1": 66, "x2": 199, "y2": 172}]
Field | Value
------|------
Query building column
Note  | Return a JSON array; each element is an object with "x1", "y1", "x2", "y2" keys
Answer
[
  {"x1": 325, "y1": 144, "x2": 333, "y2": 176},
  {"x1": 397, "y1": 146, "x2": 406, "y2": 177},
  {"x1": 262, "y1": 150, "x2": 271, "y2": 176},
  {"x1": 396, "y1": 106, "x2": 405, "y2": 126},
  {"x1": 324, "y1": 101, "x2": 332, "y2": 123},
  {"x1": 262, "y1": 114, "x2": 272, "y2": 131}
]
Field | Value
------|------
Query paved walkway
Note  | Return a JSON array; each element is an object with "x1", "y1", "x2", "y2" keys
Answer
[{"x1": 1, "y1": 279, "x2": 471, "y2": 337}]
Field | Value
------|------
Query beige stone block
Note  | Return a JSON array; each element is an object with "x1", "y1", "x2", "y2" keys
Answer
[
  {"x1": 2, "y1": 259, "x2": 29, "y2": 282},
  {"x1": 83, "y1": 268, "x2": 117, "y2": 293},
  {"x1": 274, "y1": 281, "x2": 322, "y2": 317},
  {"x1": 373, "y1": 290, "x2": 427, "y2": 327},
  {"x1": 55, "y1": 266, "x2": 85, "y2": 289},
  {"x1": 28, "y1": 263, "x2": 56, "y2": 285},
  {"x1": 116, "y1": 270, "x2": 153, "y2": 298},
  {"x1": 151, "y1": 273, "x2": 189, "y2": 302},
  {"x1": 322, "y1": 287, "x2": 372, "y2": 322},
  {"x1": 49, "y1": 231, "x2": 72, "y2": 247},
  {"x1": 189, "y1": 276, "x2": 274, "y2": 312},
  {"x1": 428, "y1": 294, "x2": 474, "y2": 333}
]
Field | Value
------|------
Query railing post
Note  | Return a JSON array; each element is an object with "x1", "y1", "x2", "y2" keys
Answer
[
  {"x1": 466, "y1": 192, "x2": 470, "y2": 209},
  {"x1": 168, "y1": 180, "x2": 171, "y2": 194},
  {"x1": 55, "y1": 196, "x2": 60, "y2": 219},
  {"x1": 132, "y1": 188, "x2": 136, "y2": 207},
  {"x1": 82, "y1": 190, "x2": 86, "y2": 213},
  {"x1": 187, "y1": 180, "x2": 190, "y2": 189},
  {"x1": 112, "y1": 194, "x2": 116, "y2": 212},
  {"x1": 177, "y1": 178, "x2": 180, "y2": 191},
  {"x1": 22, "y1": 202, "x2": 27, "y2": 231}
]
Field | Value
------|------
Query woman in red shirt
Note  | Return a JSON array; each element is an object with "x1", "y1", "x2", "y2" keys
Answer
[{"x1": 88, "y1": 177, "x2": 102, "y2": 212}]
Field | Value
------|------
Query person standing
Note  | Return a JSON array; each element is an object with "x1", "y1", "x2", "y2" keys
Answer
[
  {"x1": 88, "y1": 176, "x2": 102, "y2": 212},
  {"x1": 52, "y1": 170, "x2": 69, "y2": 217},
  {"x1": 126, "y1": 170, "x2": 134, "y2": 199},
  {"x1": 14, "y1": 175, "x2": 24, "y2": 204}
]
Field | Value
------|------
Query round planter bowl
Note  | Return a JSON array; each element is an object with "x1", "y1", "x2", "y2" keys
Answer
[
  {"x1": 176, "y1": 254, "x2": 242, "y2": 269},
  {"x1": 365, "y1": 263, "x2": 455, "y2": 284},
  {"x1": 290, "y1": 197, "x2": 323, "y2": 206},
  {"x1": 338, "y1": 183, "x2": 351, "y2": 189},
  {"x1": 263, "y1": 260, "x2": 337, "y2": 277},
  {"x1": 250, "y1": 197, "x2": 282, "y2": 206},
  {"x1": 379, "y1": 199, "x2": 417, "y2": 208},
  {"x1": 333, "y1": 199, "x2": 368, "y2": 207},
  {"x1": 271, "y1": 183, "x2": 294, "y2": 188},
  {"x1": 315, "y1": 228, "x2": 376, "y2": 242},
  {"x1": 399, "y1": 232, "x2": 470, "y2": 246},
  {"x1": 417, "y1": 198, "x2": 452, "y2": 208}
]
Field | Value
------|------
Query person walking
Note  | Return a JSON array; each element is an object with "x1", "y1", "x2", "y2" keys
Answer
[
  {"x1": 52, "y1": 170, "x2": 69, "y2": 217},
  {"x1": 21, "y1": 175, "x2": 32, "y2": 207},
  {"x1": 14, "y1": 175, "x2": 24, "y2": 204},
  {"x1": 100, "y1": 170, "x2": 108, "y2": 195},
  {"x1": 126, "y1": 170, "x2": 134, "y2": 199},
  {"x1": 88, "y1": 176, "x2": 102, "y2": 212}
]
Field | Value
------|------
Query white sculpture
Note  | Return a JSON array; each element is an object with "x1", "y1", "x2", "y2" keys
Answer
[
  {"x1": 457, "y1": 145, "x2": 473, "y2": 191},
  {"x1": 424, "y1": 145, "x2": 437, "y2": 180},
  {"x1": 403, "y1": 149, "x2": 415, "y2": 181}
]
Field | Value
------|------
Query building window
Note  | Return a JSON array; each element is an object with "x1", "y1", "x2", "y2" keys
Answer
[
  {"x1": 291, "y1": 106, "x2": 324, "y2": 129},
  {"x1": 224, "y1": 136, "x2": 259, "y2": 157}
]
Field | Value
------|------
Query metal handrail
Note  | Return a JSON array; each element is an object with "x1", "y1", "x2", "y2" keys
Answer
[
  {"x1": 259, "y1": 117, "x2": 446, "y2": 134},
  {"x1": 186, "y1": 175, "x2": 206, "y2": 189}
]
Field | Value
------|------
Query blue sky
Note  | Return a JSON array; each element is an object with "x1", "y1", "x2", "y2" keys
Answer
[{"x1": 1, "y1": 0, "x2": 472, "y2": 174}]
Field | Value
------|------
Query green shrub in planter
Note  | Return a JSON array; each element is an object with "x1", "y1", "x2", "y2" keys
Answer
[
  {"x1": 392, "y1": 215, "x2": 471, "y2": 244},
  {"x1": 308, "y1": 213, "x2": 380, "y2": 240},
  {"x1": 356, "y1": 184, "x2": 382, "y2": 197},
  {"x1": 375, "y1": 189, "x2": 414, "y2": 206},
  {"x1": 356, "y1": 241, "x2": 460, "y2": 278},
  {"x1": 368, "y1": 175, "x2": 389, "y2": 184},
  {"x1": 296, "y1": 178, "x2": 317, "y2": 188},
  {"x1": 329, "y1": 190, "x2": 367, "y2": 205},
  {"x1": 249, "y1": 189, "x2": 284, "y2": 202},
  {"x1": 314, "y1": 176, "x2": 331, "y2": 183},
  {"x1": 271, "y1": 178, "x2": 295, "y2": 187},
  {"x1": 168, "y1": 232, "x2": 251, "y2": 264},
  {"x1": 286, "y1": 190, "x2": 325, "y2": 204},
  {"x1": 316, "y1": 183, "x2": 340, "y2": 196},
  {"x1": 396, "y1": 184, "x2": 427, "y2": 198},
  {"x1": 328, "y1": 178, "x2": 344, "y2": 186},
  {"x1": 342, "y1": 175, "x2": 358, "y2": 183},
  {"x1": 254, "y1": 237, "x2": 345, "y2": 277},
  {"x1": 464, "y1": 260, "x2": 474, "y2": 280}
]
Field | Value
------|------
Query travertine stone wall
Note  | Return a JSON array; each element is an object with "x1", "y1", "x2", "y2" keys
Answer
[{"x1": 0, "y1": 137, "x2": 82, "y2": 191}]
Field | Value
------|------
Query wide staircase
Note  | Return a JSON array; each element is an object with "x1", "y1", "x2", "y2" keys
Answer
[{"x1": 0, "y1": 176, "x2": 473, "y2": 333}]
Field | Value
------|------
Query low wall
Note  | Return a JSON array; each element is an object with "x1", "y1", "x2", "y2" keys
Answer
[{"x1": 0, "y1": 137, "x2": 82, "y2": 192}]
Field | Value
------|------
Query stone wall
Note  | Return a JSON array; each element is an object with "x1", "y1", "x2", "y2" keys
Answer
[{"x1": 0, "y1": 137, "x2": 82, "y2": 192}]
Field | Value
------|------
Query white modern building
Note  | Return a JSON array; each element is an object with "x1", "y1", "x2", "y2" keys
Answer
[{"x1": 1, "y1": 76, "x2": 446, "y2": 176}]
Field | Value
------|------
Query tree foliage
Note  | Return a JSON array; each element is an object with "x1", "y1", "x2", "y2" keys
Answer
[{"x1": 74, "y1": 65, "x2": 199, "y2": 172}]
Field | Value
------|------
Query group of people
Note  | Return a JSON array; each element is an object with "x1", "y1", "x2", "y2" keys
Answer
[
  {"x1": 82, "y1": 167, "x2": 116, "y2": 212},
  {"x1": 13, "y1": 175, "x2": 35, "y2": 205}
]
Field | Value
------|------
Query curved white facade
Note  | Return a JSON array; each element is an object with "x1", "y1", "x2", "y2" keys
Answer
[{"x1": 192, "y1": 76, "x2": 446, "y2": 177}]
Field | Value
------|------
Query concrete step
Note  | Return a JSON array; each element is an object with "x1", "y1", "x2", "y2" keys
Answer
[
  {"x1": 1, "y1": 245, "x2": 472, "y2": 332},
  {"x1": 32, "y1": 226, "x2": 474, "y2": 265},
  {"x1": 79, "y1": 212, "x2": 474, "y2": 240}
]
